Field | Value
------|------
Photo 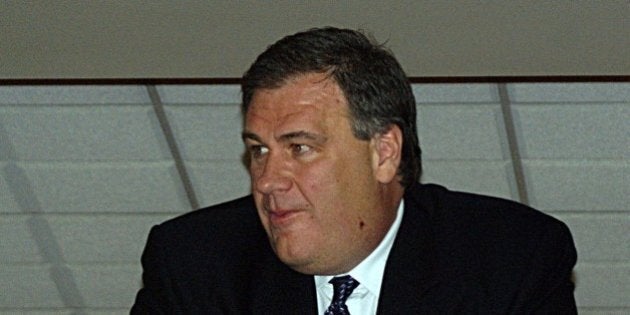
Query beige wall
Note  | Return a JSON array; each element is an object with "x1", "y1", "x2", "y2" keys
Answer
[
  {"x1": 2, "y1": 1, "x2": 629, "y2": 79},
  {"x1": 1, "y1": 82, "x2": 628, "y2": 313}
]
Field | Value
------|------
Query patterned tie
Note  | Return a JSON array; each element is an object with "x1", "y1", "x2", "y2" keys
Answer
[{"x1": 324, "y1": 275, "x2": 360, "y2": 315}]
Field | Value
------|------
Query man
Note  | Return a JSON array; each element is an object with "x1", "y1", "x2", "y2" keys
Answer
[{"x1": 132, "y1": 27, "x2": 577, "y2": 314}]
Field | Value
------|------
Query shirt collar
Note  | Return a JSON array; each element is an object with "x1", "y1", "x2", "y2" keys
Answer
[{"x1": 315, "y1": 199, "x2": 405, "y2": 297}]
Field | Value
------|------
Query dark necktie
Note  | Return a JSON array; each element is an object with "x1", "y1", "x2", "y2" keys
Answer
[{"x1": 324, "y1": 275, "x2": 360, "y2": 315}]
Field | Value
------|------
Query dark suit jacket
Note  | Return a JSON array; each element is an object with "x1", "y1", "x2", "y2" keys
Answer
[{"x1": 132, "y1": 183, "x2": 577, "y2": 314}]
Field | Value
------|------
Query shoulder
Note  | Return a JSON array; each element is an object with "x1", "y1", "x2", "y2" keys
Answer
[
  {"x1": 155, "y1": 195, "x2": 260, "y2": 239},
  {"x1": 406, "y1": 183, "x2": 570, "y2": 233},
  {"x1": 144, "y1": 195, "x2": 268, "y2": 267},
  {"x1": 404, "y1": 183, "x2": 575, "y2": 265},
  {"x1": 134, "y1": 196, "x2": 271, "y2": 310}
]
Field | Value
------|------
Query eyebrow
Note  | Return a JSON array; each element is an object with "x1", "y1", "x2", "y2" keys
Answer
[
  {"x1": 241, "y1": 130, "x2": 327, "y2": 144},
  {"x1": 278, "y1": 131, "x2": 327, "y2": 143},
  {"x1": 242, "y1": 131, "x2": 263, "y2": 143}
]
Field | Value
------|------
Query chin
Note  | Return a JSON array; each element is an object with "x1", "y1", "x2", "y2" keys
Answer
[
  {"x1": 272, "y1": 245, "x2": 316, "y2": 273},
  {"x1": 278, "y1": 255, "x2": 316, "y2": 274}
]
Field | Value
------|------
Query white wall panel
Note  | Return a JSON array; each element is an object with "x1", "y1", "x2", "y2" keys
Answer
[
  {"x1": 0, "y1": 86, "x2": 149, "y2": 105},
  {"x1": 524, "y1": 161, "x2": 627, "y2": 211},
  {"x1": 421, "y1": 161, "x2": 515, "y2": 200},
  {"x1": 18, "y1": 162, "x2": 188, "y2": 213},
  {"x1": 574, "y1": 263, "x2": 630, "y2": 307},
  {"x1": 187, "y1": 161, "x2": 251, "y2": 208},
  {"x1": 0, "y1": 309, "x2": 128, "y2": 314},
  {"x1": 509, "y1": 83, "x2": 630, "y2": 103},
  {"x1": 412, "y1": 84, "x2": 498, "y2": 103},
  {"x1": 554, "y1": 214, "x2": 630, "y2": 262},
  {"x1": 0, "y1": 215, "x2": 44, "y2": 263},
  {"x1": 165, "y1": 105, "x2": 244, "y2": 160},
  {"x1": 0, "y1": 163, "x2": 22, "y2": 212},
  {"x1": 418, "y1": 105, "x2": 505, "y2": 160},
  {"x1": 578, "y1": 310, "x2": 630, "y2": 315},
  {"x1": 0, "y1": 266, "x2": 64, "y2": 307},
  {"x1": 48, "y1": 215, "x2": 173, "y2": 263},
  {"x1": 157, "y1": 85, "x2": 240, "y2": 104},
  {"x1": 88, "y1": 311, "x2": 129, "y2": 315},
  {"x1": 72, "y1": 265, "x2": 141, "y2": 308},
  {"x1": 0, "y1": 106, "x2": 169, "y2": 161},
  {"x1": 1, "y1": 311, "x2": 76, "y2": 315},
  {"x1": 514, "y1": 104, "x2": 628, "y2": 159}
]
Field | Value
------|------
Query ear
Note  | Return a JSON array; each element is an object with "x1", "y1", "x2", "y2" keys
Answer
[{"x1": 370, "y1": 124, "x2": 403, "y2": 184}]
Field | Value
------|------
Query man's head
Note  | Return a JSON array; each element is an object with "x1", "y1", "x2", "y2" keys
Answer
[
  {"x1": 242, "y1": 27, "x2": 421, "y2": 185},
  {"x1": 241, "y1": 27, "x2": 421, "y2": 275}
]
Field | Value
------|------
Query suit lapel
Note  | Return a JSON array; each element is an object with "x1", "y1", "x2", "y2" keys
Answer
[
  {"x1": 377, "y1": 184, "x2": 440, "y2": 314},
  {"x1": 250, "y1": 247, "x2": 317, "y2": 315}
]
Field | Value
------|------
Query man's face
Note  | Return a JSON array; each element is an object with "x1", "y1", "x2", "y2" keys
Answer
[{"x1": 243, "y1": 73, "x2": 398, "y2": 275}]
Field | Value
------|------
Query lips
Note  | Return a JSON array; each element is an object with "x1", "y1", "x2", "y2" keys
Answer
[
  {"x1": 268, "y1": 209, "x2": 302, "y2": 226},
  {"x1": 261, "y1": 197, "x2": 306, "y2": 227}
]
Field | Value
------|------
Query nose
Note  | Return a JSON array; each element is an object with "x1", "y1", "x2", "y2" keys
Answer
[{"x1": 254, "y1": 153, "x2": 292, "y2": 194}]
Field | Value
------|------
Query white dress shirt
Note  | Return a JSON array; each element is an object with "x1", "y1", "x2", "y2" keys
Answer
[{"x1": 315, "y1": 200, "x2": 404, "y2": 315}]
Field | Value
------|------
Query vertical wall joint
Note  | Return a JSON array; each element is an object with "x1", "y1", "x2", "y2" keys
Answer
[
  {"x1": 147, "y1": 85, "x2": 200, "y2": 210},
  {"x1": 498, "y1": 83, "x2": 530, "y2": 205}
]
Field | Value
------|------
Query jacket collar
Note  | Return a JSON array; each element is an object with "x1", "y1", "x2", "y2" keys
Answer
[
  {"x1": 250, "y1": 244, "x2": 317, "y2": 315},
  {"x1": 377, "y1": 183, "x2": 440, "y2": 313}
]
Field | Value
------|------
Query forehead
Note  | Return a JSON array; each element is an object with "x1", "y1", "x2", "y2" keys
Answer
[{"x1": 245, "y1": 73, "x2": 350, "y2": 128}]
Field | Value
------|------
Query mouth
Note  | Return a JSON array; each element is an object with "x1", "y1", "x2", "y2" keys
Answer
[{"x1": 267, "y1": 209, "x2": 302, "y2": 226}]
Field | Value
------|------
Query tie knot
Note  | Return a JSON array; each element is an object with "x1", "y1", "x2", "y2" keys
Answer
[
  {"x1": 329, "y1": 275, "x2": 359, "y2": 295},
  {"x1": 325, "y1": 275, "x2": 360, "y2": 315}
]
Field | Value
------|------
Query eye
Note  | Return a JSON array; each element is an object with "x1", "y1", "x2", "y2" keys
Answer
[
  {"x1": 249, "y1": 145, "x2": 269, "y2": 159},
  {"x1": 290, "y1": 143, "x2": 312, "y2": 155}
]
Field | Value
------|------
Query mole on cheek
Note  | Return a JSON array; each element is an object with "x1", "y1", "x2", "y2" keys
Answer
[{"x1": 359, "y1": 221, "x2": 365, "y2": 229}]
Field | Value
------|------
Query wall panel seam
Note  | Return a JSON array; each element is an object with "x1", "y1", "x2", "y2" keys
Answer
[
  {"x1": 498, "y1": 83, "x2": 529, "y2": 205},
  {"x1": 146, "y1": 85, "x2": 199, "y2": 210}
]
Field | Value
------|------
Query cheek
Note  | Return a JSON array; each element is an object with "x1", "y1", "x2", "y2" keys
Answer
[
  {"x1": 296, "y1": 164, "x2": 356, "y2": 227},
  {"x1": 248, "y1": 163, "x2": 262, "y2": 181},
  {"x1": 295, "y1": 161, "x2": 338, "y2": 197}
]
